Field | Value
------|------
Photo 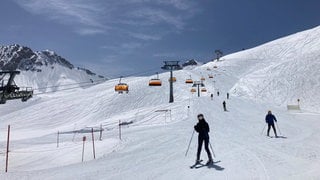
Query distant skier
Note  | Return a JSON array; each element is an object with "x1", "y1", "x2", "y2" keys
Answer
[
  {"x1": 210, "y1": 93, "x2": 213, "y2": 100},
  {"x1": 227, "y1": 93, "x2": 229, "y2": 99},
  {"x1": 194, "y1": 114, "x2": 213, "y2": 165},
  {"x1": 217, "y1": 91, "x2": 220, "y2": 96},
  {"x1": 222, "y1": 101, "x2": 227, "y2": 111},
  {"x1": 265, "y1": 110, "x2": 278, "y2": 137}
]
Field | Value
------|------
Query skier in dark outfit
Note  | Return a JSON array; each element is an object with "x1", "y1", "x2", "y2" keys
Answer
[
  {"x1": 223, "y1": 101, "x2": 227, "y2": 111},
  {"x1": 265, "y1": 110, "x2": 278, "y2": 137},
  {"x1": 194, "y1": 114, "x2": 213, "y2": 165}
]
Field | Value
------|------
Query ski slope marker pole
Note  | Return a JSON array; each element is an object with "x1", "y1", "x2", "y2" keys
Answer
[
  {"x1": 5, "y1": 125, "x2": 10, "y2": 173},
  {"x1": 209, "y1": 142, "x2": 216, "y2": 158},
  {"x1": 185, "y1": 130, "x2": 195, "y2": 157},
  {"x1": 119, "y1": 120, "x2": 122, "y2": 140},
  {"x1": 275, "y1": 122, "x2": 282, "y2": 135},
  {"x1": 91, "y1": 128, "x2": 96, "y2": 159},
  {"x1": 99, "y1": 124, "x2": 103, "y2": 141},
  {"x1": 82, "y1": 136, "x2": 86, "y2": 162}
]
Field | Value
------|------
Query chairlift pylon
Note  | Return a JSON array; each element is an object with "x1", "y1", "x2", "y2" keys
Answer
[{"x1": 0, "y1": 70, "x2": 33, "y2": 104}]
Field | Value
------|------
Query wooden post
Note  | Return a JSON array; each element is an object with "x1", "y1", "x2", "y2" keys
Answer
[
  {"x1": 91, "y1": 128, "x2": 96, "y2": 159},
  {"x1": 57, "y1": 131, "x2": 60, "y2": 148},
  {"x1": 99, "y1": 124, "x2": 103, "y2": 141},
  {"x1": 82, "y1": 136, "x2": 86, "y2": 162},
  {"x1": 119, "y1": 120, "x2": 122, "y2": 140},
  {"x1": 5, "y1": 125, "x2": 10, "y2": 173}
]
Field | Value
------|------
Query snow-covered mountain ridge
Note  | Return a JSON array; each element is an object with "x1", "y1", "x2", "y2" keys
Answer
[{"x1": 0, "y1": 44, "x2": 104, "y2": 91}]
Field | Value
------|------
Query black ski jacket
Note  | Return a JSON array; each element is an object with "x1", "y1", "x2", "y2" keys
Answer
[
  {"x1": 194, "y1": 120, "x2": 210, "y2": 139},
  {"x1": 265, "y1": 114, "x2": 277, "y2": 124}
]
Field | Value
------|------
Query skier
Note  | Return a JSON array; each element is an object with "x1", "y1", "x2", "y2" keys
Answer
[
  {"x1": 222, "y1": 101, "x2": 227, "y2": 111},
  {"x1": 210, "y1": 93, "x2": 213, "y2": 100},
  {"x1": 265, "y1": 110, "x2": 278, "y2": 137},
  {"x1": 194, "y1": 114, "x2": 213, "y2": 165},
  {"x1": 217, "y1": 91, "x2": 220, "y2": 96},
  {"x1": 227, "y1": 93, "x2": 229, "y2": 99}
]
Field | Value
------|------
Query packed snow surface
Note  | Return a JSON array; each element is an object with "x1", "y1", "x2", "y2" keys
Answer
[{"x1": 0, "y1": 26, "x2": 320, "y2": 179}]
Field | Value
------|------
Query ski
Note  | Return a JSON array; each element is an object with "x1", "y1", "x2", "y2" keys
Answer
[
  {"x1": 267, "y1": 135, "x2": 287, "y2": 139},
  {"x1": 194, "y1": 160, "x2": 221, "y2": 169},
  {"x1": 190, "y1": 160, "x2": 203, "y2": 169}
]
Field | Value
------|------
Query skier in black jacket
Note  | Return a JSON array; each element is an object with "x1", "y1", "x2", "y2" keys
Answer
[
  {"x1": 194, "y1": 114, "x2": 213, "y2": 165},
  {"x1": 265, "y1": 110, "x2": 278, "y2": 137}
]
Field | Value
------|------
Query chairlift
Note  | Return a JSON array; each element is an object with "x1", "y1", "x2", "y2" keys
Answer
[
  {"x1": 185, "y1": 75, "x2": 193, "y2": 84},
  {"x1": 149, "y1": 72, "x2": 162, "y2": 86},
  {"x1": 190, "y1": 88, "x2": 196, "y2": 93},
  {"x1": 168, "y1": 77, "x2": 176, "y2": 82},
  {"x1": 209, "y1": 74, "x2": 213, "y2": 78},
  {"x1": 201, "y1": 88, "x2": 207, "y2": 92},
  {"x1": 115, "y1": 76, "x2": 129, "y2": 94},
  {"x1": 200, "y1": 77, "x2": 205, "y2": 81}
]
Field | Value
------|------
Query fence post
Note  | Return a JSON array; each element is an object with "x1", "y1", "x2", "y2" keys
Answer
[
  {"x1": 99, "y1": 124, "x2": 103, "y2": 141},
  {"x1": 119, "y1": 120, "x2": 122, "y2": 140},
  {"x1": 91, "y1": 128, "x2": 96, "y2": 159},
  {"x1": 5, "y1": 125, "x2": 10, "y2": 173},
  {"x1": 82, "y1": 136, "x2": 86, "y2": 162},
  {"x1": 57, "y1": 131, "x2": 60, "y2": 148}
]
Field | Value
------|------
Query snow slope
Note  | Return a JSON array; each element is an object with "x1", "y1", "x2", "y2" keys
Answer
[
  {"x1": 204, "y1": 25, "x2": 320, "y2": 112},
  {"x1": 14, "y1": 64, "x2": 103, "y2": 93},
  {"x1": 0, "y1": 26, "x2": 320, "y2": 179}
]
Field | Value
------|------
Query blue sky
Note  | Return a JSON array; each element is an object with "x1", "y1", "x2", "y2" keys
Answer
[{"x1": 0, "y1": 0, "x2": 319, "y2": 77}]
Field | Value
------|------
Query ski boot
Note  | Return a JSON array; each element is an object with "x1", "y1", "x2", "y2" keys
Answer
[
  {"x1": 195, "y1": 159, "x2": 202, "y2": 165},
  {"x1": 206, "y1": 156, "x2": 213, "y2": 165}
]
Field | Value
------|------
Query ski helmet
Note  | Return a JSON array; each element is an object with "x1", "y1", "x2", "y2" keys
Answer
[{"x1": 197, "y1": 114, "x2": 204, "y2": 118}]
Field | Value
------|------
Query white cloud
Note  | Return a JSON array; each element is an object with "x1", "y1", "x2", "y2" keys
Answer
[
  {"x1": 129, "y1": 33, "x2": 162, "y2": 41},
  {"x1": 101, "y1": 42, "x2": 144, "y2": 54},
  {"x1": 14, "y1": 0, "x2": 198, "y2": 39},
  {"x1": 14, "y1": 0, "x2": 107, "y2": 35},
  {"x1": 126, "y1": 8, "x2": 185, "y2": 30},
  {"x1": 76, "y1": 28, "x2": 106, "y2": 35},
  {"x1": 120, "y1": 42, "x2": 143, "y2": 49},
  {"x1": 158, "y1": 0, "x2": 194, "y2": 10}
]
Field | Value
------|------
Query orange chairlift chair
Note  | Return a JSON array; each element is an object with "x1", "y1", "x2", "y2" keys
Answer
[{"x1": 115, "y1": 76, "x2": 129, "y2": 94}]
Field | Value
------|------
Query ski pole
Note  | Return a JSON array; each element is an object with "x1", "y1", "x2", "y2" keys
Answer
[
  {"x1": 209, "y1": 142, "x2": 216, "y2": 158},
  {"x1": 261, "y1": 124, "x2": 267, "y2": 135},
  {"x1": 185, "y1": 130, "x2": 195, "y2": 157},
  {"x1": 275, "y1": 122, "x2": 282, "y2": 135}
]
